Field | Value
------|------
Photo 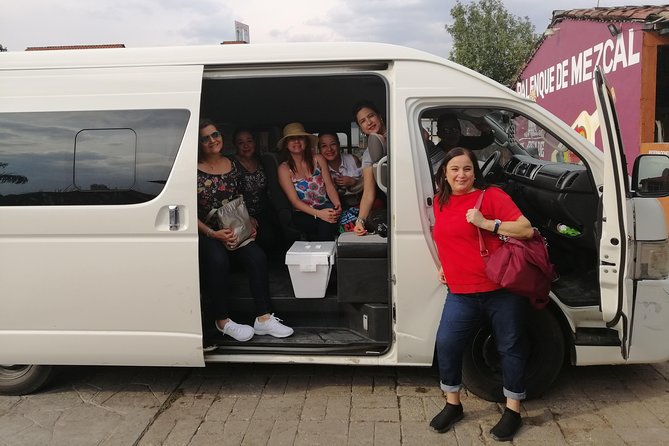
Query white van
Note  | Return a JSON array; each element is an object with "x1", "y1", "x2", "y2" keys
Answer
[{"x1": 1, "y1": 43, "x2": 668, "y2": 400}]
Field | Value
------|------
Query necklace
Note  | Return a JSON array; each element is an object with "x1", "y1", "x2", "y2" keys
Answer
[{"x1": 203, "y1": 156, "x2": 228, "y2": 174}]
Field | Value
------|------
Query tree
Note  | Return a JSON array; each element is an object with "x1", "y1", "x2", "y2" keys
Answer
[
  {"x1": 446, "y1": 0, "x2": 539, "y2": 86},
  {"x1": 0, "y1": 44, "x2": 7, "y2": 52},
  {"x1": 0, "y1": 162, "x2": 28, "y2": 184}
]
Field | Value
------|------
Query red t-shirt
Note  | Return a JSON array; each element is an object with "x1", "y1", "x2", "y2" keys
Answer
[{"x1": 433, "y1": 187, "x2": 522, "y2": 294}]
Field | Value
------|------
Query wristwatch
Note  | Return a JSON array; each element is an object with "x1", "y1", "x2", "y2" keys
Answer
[
  {"x1": 356, "y1": 217, "x2": 367, "y2": 226},
  {"x1": 492, "y1": 219, "x2": 502, "y2": 234}
]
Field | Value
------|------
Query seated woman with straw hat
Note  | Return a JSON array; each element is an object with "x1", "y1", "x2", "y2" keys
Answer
[{"x1": 277, "y1": 122, "x2": 342, "y2": 241}]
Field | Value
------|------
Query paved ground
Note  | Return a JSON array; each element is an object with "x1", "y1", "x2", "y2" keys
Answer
[{"x1": 1, "y1": 361, "x2": 669, "y2": 445}]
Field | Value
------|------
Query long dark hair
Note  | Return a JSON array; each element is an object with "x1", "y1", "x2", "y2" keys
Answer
[
  {"x1": 282, "y1": 136, "x2": 315, "y2": 175},
  {"x1": 436, "y1": 147, "x2": 485, "y2": 208}
]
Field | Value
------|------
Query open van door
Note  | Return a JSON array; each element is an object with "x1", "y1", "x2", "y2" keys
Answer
[{"x1": 593, "y1": 67, "x2": 634, "y2": 358}]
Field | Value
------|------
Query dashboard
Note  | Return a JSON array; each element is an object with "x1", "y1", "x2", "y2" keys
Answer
[{"x1": 501, "y1": 155, "x2": 598, "y2": 245}]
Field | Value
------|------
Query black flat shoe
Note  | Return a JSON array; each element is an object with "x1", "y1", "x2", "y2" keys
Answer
[
  {"x1": 429, "y1": 402, "x2": 464, "y2": 433},
  {"x1": 490, "y1": 407, "x2": 522, "y2": 441}
]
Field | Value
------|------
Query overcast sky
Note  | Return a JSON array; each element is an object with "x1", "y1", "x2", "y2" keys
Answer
[{"x1": 1, "y1": 1, "x2": 663, "y2": 58}]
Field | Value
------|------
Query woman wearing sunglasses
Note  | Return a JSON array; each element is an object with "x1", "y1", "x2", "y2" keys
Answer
[{"x1": 197, "y1": 119, "x2": 293, "y2": 343}]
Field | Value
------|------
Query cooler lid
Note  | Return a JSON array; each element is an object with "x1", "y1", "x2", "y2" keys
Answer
[{"x1": 285, "y1": 241, "x2": 336, "y2": 265}]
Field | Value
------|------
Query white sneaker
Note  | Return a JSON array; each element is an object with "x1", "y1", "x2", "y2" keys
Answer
[
  {"x1": 215, "y1": 320, "x2": 254, "y2": 342},
  {"x1": 254, "y1": 314, "x2": 294, "y2": 338}
]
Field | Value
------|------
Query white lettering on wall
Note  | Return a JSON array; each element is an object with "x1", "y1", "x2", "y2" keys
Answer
[{"x1": 516, "y1": 28, "x2": 640, "y2": 99}]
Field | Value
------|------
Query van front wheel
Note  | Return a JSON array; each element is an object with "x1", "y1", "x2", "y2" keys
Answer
[
  {"x1": 461, "y1": 309, "x2": 565, "y2": 402},
  {"x1": 0, "y1": 364, "x2": 53, "y2": 396}
]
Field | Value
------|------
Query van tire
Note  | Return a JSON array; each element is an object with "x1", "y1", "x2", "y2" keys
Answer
[
  {"x1": 0, "y1": 364, "x2": 53, "y2": 396},
  {"x1": 461, "y1": 309, "x2": 565, "y2": 402}
]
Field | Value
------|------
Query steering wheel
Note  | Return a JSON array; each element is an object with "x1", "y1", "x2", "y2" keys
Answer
[{"x1": 481, "y1": 150, "x2": 501, "y2": 180}]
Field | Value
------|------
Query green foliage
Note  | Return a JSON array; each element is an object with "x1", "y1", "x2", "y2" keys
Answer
[{"x1": 446, "y1": 0, "x2": 539, "y2": 86}]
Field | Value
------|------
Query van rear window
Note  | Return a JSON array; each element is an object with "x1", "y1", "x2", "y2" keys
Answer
[{"x1": 0, "y1": 109, "x2": 189, "y2": 206}]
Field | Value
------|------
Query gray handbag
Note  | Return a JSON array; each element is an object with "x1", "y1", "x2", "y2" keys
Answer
[{"x1": 205, "y1": 195, "x2": 255, "y2": 250}]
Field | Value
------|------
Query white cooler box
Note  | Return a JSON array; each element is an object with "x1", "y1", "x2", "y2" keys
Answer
[{"x1": 285, "y1": 241, "x2": 336, "y2": 298}]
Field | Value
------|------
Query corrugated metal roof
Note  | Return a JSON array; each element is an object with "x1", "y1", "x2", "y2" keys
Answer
[
  {"x1": 552, "y1": 5, "x2": 669, "y2": 24},
  {"x1": 25, "y1": 44, "x2": 125, "y2": 51}
]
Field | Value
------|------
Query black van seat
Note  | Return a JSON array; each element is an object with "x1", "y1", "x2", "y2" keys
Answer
[
  {"x1": 336, "y1": 232, "x2": 387, "y2": 258},
  {"x1": 336, "y1": 232, "x2": 388, "y2": 303}
]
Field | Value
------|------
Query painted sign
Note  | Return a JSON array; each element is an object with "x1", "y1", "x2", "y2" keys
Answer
[{"x1": 516, "y1": 19, "x2": 642, "y2": 172}]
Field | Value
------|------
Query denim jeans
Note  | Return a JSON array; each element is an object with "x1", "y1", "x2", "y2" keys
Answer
[
  {"x1": 198, "y1": 235, "x2": 272, "y2": 320},
  {"x1": 435, "y1": 289, "x2": 529, "y2": 400}
]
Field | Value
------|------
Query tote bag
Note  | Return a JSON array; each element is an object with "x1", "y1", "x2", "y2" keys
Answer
[
  {"x1": 205, "y1": 195, "x2": 255, "y2": 250},
  {"x1": 475, "y1": 190, "x2": 556, "y2": 309}
]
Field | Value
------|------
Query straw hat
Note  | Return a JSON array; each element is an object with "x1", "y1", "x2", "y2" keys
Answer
[{"x1": 276, "y1": 122, "x2": 318, "y2": 150}]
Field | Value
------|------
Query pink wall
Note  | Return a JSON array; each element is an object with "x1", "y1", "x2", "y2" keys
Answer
[{"x1": 517, "y1": 19, "x2": 643, "y2": 172}]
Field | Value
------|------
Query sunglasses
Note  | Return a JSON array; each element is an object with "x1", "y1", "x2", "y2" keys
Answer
[{"x1": 199, "y1": 131, "x2": 222, "y2": 144}]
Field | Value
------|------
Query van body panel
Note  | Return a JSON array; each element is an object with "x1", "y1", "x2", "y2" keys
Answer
[
  {"x1": 634, "y1": 197, "x2": 669, "y2": 240},
  {"x1": 627, "y1": 279, "x2": 669, "y2": 363},
  {"x1": 0, "y1": 64, "x2": 205, "y2": 367}
]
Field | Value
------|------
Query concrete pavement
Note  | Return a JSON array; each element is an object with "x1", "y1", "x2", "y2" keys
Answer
[{"x1": 1, "y1": 361, "x2": 669, "y2": 445}]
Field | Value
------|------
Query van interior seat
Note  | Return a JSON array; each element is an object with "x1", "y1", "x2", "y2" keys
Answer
[
  {"x1": 336, "y1": 232, "x2": 388, "y2": 303},
  {"x1": 336, "y1": 232, "x2": 387, "y2": 258}
]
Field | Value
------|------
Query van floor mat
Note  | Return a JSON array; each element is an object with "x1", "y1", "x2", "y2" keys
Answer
[
  {"x1": 551, "y1": 268, "x2": 600, "y2": 307},
  {"x1": 205, "y1": 327, "x2": 387, "y2": 355}
]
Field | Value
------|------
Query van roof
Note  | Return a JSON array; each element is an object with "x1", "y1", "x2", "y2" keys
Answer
[{"x1": 0, "y1": 41, "x2": 446, "y2": 70}]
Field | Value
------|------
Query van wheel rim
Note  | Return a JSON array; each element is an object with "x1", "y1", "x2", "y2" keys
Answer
[
  {"x1": 0, "y1": 365, "x2": 32, "y2": 381},
  {"x1": 478, "y1": 332, "x2": 502, "y2": 373}
]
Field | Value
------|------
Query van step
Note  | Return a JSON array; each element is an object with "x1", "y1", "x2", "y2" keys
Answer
[
  {"x1": 205, "y1": 327, "x2": 387, "y2": 355},
  {"x1": 574, "y1": 327, "x2": 621, "y2": 346}
]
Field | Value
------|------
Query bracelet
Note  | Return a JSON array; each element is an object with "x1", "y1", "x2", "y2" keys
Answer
[
  {"x1": 314, "y1": 210, "x2": 318, "y2": 220},
  {"x1": 206, "y1": 228, "x2": 213, "y2": 237},
  {"x1": 356, "y1": 217, "x2": 367, "y2": 226}
]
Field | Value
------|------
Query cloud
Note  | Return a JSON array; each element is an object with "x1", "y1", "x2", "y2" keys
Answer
[{"x1": 0, "y1": 0, "x2": 660, "y2": 57}]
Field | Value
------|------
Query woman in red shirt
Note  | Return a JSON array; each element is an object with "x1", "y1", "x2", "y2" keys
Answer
[{"x1": 430, "y1": 147, "x2": 534, "y2": 441}]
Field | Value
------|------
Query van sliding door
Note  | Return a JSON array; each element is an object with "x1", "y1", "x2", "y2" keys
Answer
[{"x1": 0, "y1": 65, "x2": 205, "y2": 367}]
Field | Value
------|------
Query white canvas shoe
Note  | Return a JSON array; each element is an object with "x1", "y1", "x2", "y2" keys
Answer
[
  {"x1": 215, "y1": 320, "x2": 254, "y2": 342},
  {"x1": 253, "y1": 314, "x2": 294, "y2": 338}
]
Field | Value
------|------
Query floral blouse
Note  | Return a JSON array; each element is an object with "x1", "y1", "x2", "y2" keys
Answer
[
  {"x1": 197, "y1": 158, "x2": 240, "y2": 229},
  {"x1": 234, "y1": 157, "x2": 267, "y2": 217},
  {"x1": 290, "y1": 166, "x2": 328, "y2": 208}
]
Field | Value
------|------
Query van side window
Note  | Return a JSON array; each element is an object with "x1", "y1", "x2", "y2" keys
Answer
[
  {"x1": 0, "y1": 109, "x2": 189, "y2": 206},
  {"x1": 75, "y1": 129, "x2": 137, "y2": 191}
]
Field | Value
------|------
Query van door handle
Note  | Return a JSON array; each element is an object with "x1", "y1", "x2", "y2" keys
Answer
[{"x1": 168, "y1": 205, "x2": 180, "y2": 231}]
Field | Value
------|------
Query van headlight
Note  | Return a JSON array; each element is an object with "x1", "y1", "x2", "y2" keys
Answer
[{"x1": 635, "y1": 240, "x2": 669, "y2": 279}]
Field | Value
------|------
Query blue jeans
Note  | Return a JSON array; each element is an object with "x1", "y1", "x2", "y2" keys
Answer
[{"x1": 435, "y1": 289, "x2": 529, "y2": 400}]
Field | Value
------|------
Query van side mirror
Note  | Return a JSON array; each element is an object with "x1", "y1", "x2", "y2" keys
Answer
[{"x1": 632, "y1": 154, "x2": 669, "y2": 197}]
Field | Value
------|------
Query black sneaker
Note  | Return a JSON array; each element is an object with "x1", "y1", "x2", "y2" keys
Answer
[
  {"x1": 429, "y1": 402, "x2": 464, "y2": 433},
  {"x1": 490, "y1": 407, "x2": 522, "y2": 441}
]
